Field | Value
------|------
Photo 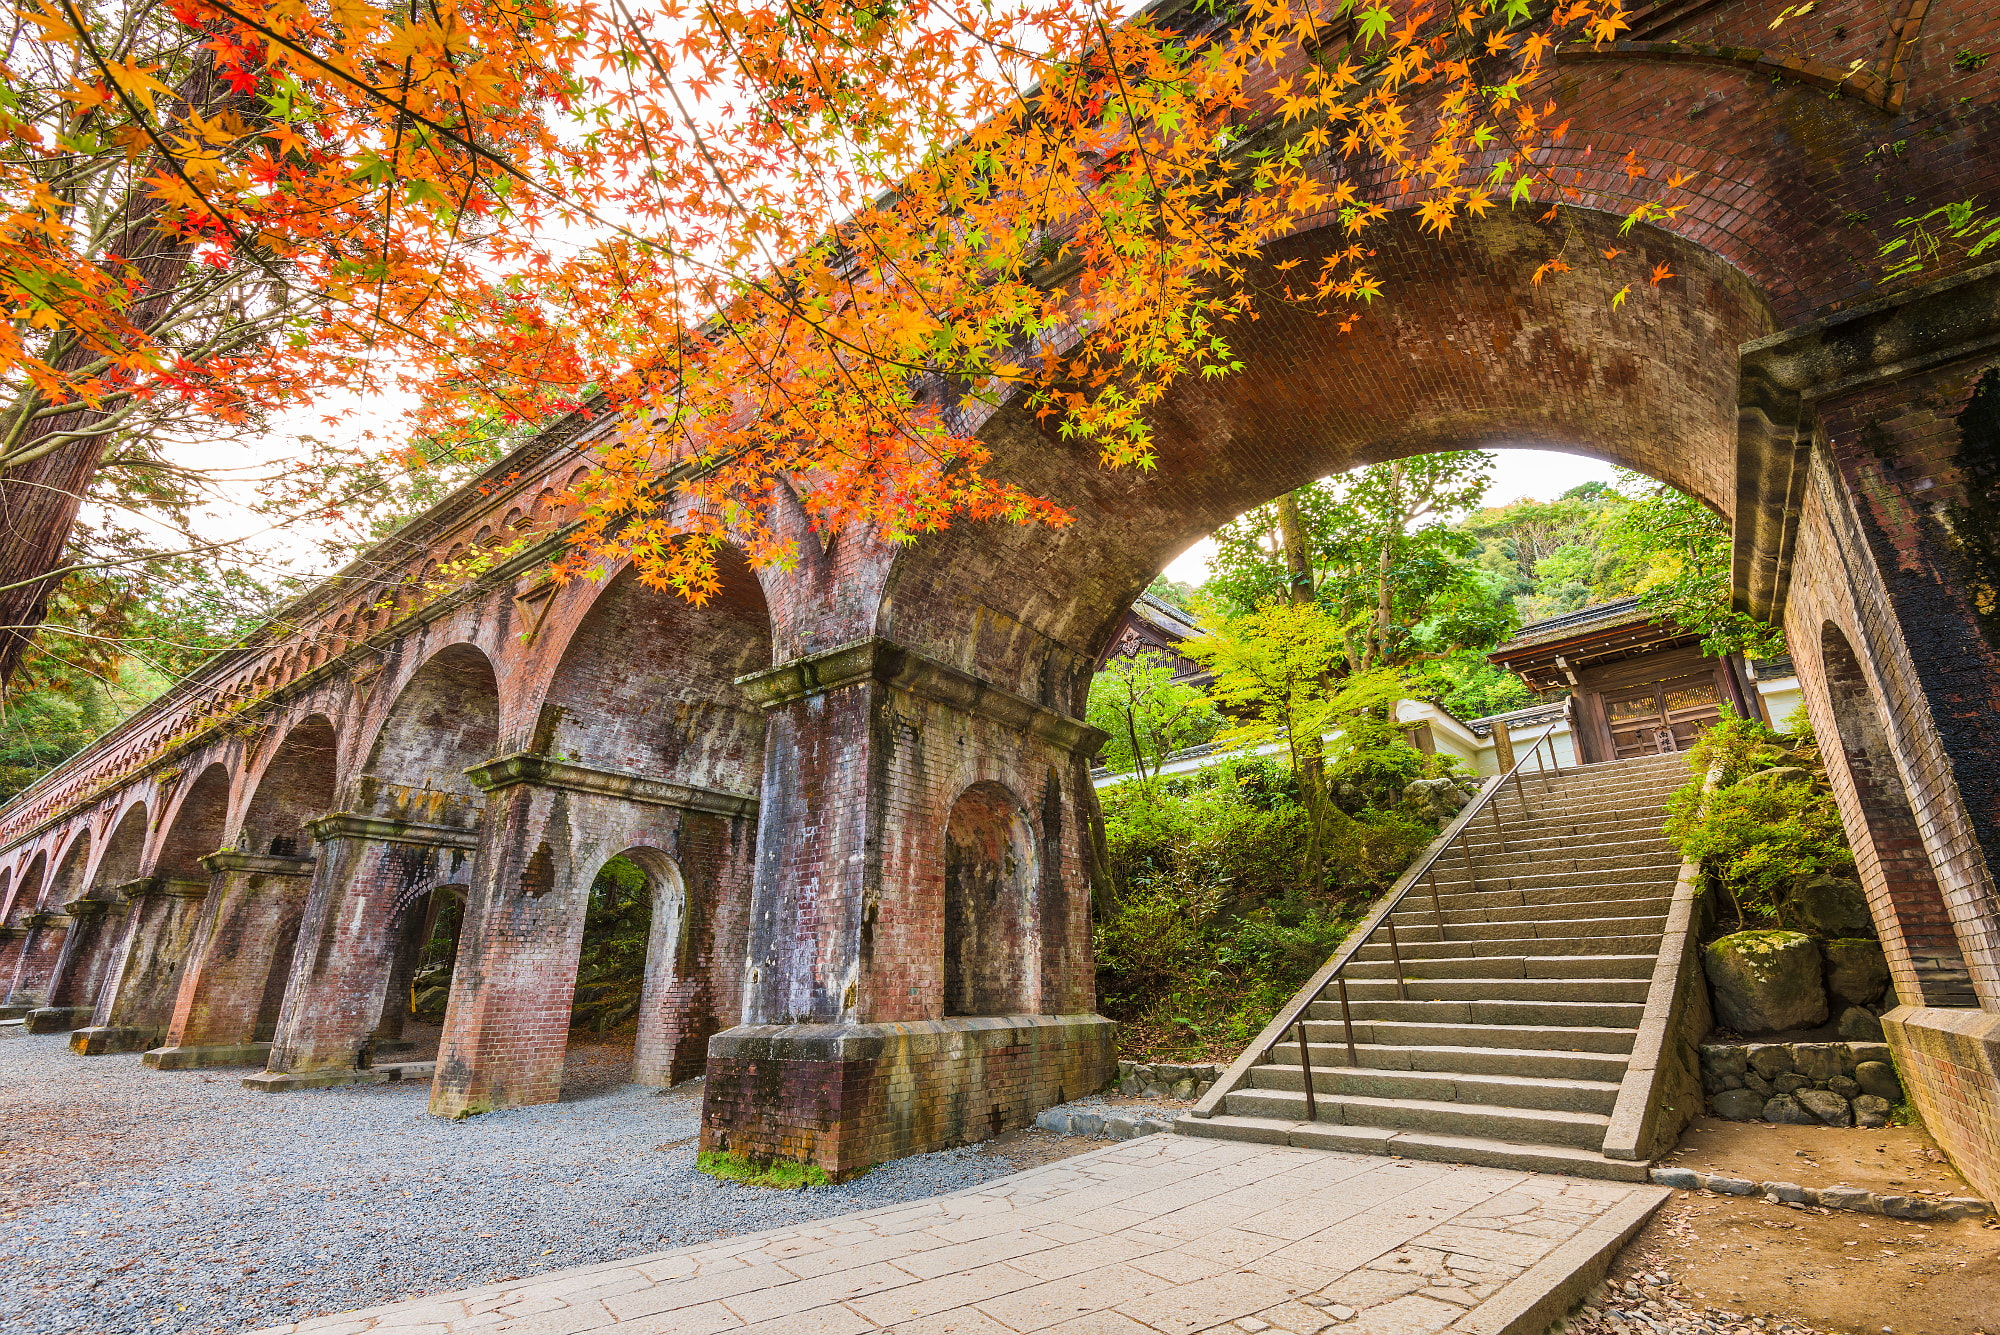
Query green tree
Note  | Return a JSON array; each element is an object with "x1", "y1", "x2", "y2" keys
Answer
[
  {"x1": 1208, "y1": 453, "x2": 1503, "y2": 671},
  {"x1": 1085, "y1": 650, "x2": 1222, "y2": 790},
  {"x1": 1603, "y1": 470, "x2": 1786, "y2": 658}
]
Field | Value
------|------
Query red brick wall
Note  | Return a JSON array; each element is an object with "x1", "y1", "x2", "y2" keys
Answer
[{"x1": 700, "y1": 1016, "x2": 1116, "y2": 1179}]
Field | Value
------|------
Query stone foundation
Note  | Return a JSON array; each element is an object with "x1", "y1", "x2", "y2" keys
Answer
[
  {"x1": 23, "y1": 1005, "x2": 90, "y2": 1034},
  {"x1": 1882, "y1": 1006, "x2": 2000, "y2": 1206},
  {"x1": 69, "y1": 1025, "x2": 156, "y2": 1055},
  {"x1": 700, "y1": 1013, "x2": 1115, "y2": 1179},
  {"x1": 144, "y1": 1042, "x2": 272, "y2": 1070}
]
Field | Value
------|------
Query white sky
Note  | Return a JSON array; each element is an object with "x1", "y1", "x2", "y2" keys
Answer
[{"x1": 1158, "y1": 446, "x2": 1624, "y2": 586}]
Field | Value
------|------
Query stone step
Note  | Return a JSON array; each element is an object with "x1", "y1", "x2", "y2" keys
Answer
[
  {"x1": 1306, "y1": 997, "x2": 1647, "y2": 1027},
  {"x1": 1222, "y1": 1087, "x2": 1612, "y2": 1150},
  {"x1": 1259, "y1": 1040, "x2": 1632, "y2": 1082},
  {"x1": 1293, "y1": 1020, "x2": 1638, "y2": 1054},
  {"x1": 1406, "y1": 880, "x2": 1681, "y2": 913},
  {"x1": 1244, "y1": 1061, "x2": 1624, "y2": 1114},
  {"x1": 1389, "y1": 895, "x2": 1672, "y2": 927},
  {"x1": 1332, "y1": 976, "x2": 1652, "y2": 1004},
  {"x1": 1344, "y1": 953, "x2": 1657, "y2": 981},
  {"x1": 1385, "y1": 913, "x2": 1667, "y2": 943},
  {"x1": 1172, "y1": 1114, "x2": 1653, "y2": 1182},
  {"x1": 1409, "y1": 866, "x2": 1681, "y2": 899},
  {"x1": 1448, "y1": 841, "x2": 1676, "y2": 872},
  {"x1": 1353, "y1": 934, "x2": 1665, "y2": 961}
]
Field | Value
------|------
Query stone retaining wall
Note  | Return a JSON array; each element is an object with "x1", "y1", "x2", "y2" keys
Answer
[{"x1": 1700, "y1": 1040, "x2": 1903, "y2": 1127}]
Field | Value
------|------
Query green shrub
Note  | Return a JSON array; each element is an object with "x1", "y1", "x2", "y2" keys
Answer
[
  {"x1": 1094, "y1": 754, "x2": 1430, "y2": 1060},
  {"x1": 1665, "y1": 709, "x2": 1854, "y2": 927}
]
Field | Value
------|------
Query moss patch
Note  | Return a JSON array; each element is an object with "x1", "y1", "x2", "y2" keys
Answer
[{"x1": 696, "y1": 1150, "x2": 833, "y2": 1190}]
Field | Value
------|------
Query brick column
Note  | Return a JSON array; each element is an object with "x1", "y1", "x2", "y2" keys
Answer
[
  {"x1": 145, "y1": 852, "x2": 316, "y2": 1069},
  {"x1": 70, "y1": 877, "x2": 209, "y2": 1054},
  {"x1": 4, "y1": 911, "x2": 64, "y2": 1010},
  {"x1": 429, "y1": 754, "x2": 757, "y2": 1117},
  {"x1": 700, "y1": 638, "x2": 1115, "y2": 1178},
  {"x1": 248, "y1": 814, "x2": 478, "y2": 1089},
  {"x1": 0, "y1": 926, "x2": 25, "y2": 1016},
  {"x1": 22, "y1": 898, "x2": 122, "y2": 1032}
]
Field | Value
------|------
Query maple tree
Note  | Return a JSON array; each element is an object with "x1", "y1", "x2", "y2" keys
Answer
[{"x1": 4, "y1": 0, "x2": 1657, "y2": 688}]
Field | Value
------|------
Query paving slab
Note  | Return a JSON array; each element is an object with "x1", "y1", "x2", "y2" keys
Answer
[{"x1": 254, "y1": 1136, "x2": 1668, "y2": 1335}]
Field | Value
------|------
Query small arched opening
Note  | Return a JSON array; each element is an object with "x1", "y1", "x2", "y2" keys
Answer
[
  {"x1": 943, "y1": 783, "x2": 1038, "y2": 1017},
  {"x1": 560, "y1": 851, "x2": 668, "y2": 1098},
  {"x1": 1817, "y1": 623, "x2": 1976, "y2": 1008}
]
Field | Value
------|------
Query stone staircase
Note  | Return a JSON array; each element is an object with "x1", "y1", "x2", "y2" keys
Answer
[{"x1": 1180, "y1": 751, "x2": 1695, "y2": 1180}]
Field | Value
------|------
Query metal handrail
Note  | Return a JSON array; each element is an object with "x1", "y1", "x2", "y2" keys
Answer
[{"x1": 1267, "y1": 699, "x2": 1574, "y2": 1120}]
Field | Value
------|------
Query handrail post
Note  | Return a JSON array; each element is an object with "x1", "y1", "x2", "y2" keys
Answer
[
  {"x1": 1488, "y1": 799, "x2": 1507, "y2": 854},
  {"x1": 1297, "y1": 1017, "x2": 1318, "y2": 1122},
  {"x1": 1458, "y1": 826, "x2": 1474, "y2": 884},
  {"x1": 1336, "y1": 975, "x2": 1359, "y2": 1068},
  {"x1": 1428, "y1": 867, "x2": 1445, "y2": 939},
  {"x1": 1535, "y1": 739, "x2": 1552, "y2": 792},
  {"x1": 1386, "y1": 918, "x2": 1407, "y2": 1000}
]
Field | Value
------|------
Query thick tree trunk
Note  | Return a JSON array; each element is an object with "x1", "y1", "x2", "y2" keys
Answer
[
  {"x1": 0, "y1": 51, "x2": 240, "y2": 686},
  {"x1": 0, "y1": 418, "x2": 112, "y2": 683}
]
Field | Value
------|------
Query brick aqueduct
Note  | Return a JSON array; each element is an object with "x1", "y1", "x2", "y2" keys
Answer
[{"x1": 5, "y1": 0, "x2": 2000, "y2": 1191}]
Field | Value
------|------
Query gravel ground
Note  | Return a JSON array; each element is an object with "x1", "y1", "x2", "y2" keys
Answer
[
  {"x1": 1561, "y1": 1266, "x2": 1832, "y2": 1335},
  {"x1": 0, "y1": 1032, "x2": 1089, "y2": 1335}
]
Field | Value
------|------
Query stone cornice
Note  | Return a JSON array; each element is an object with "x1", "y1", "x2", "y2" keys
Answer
[
  {"x1": 200, "y1": 851, "x2": 317, "y2": 877},
  {"x1": 306, "y1": 813, "x2": 482, "y2": 851},
  {"x1": 1735, "y1": 260, "x2": 2000, "y2": 623},
  {"x1": 62, "y1": 897, "x2": 120, "y2": 919},
  {"x1": 464, "y1": 753, "x2": 759, "y2": 819},
  {"x1": 737, "y1": 638, "x2": 1110, "y2": 757},
  {"x1": 118, "y1": 876, "x2": 209, "y2": 901}
]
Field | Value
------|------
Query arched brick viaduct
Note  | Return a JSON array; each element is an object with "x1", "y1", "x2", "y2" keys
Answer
[{"x1": 3, "y1": 0, "x2": 2000, "y2": 1194}]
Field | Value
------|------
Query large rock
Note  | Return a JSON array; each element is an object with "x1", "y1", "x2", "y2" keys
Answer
[
  {"x1": 1795, "y1": 1088, "x2": 1853, "y2": 1127},
  {"x1": 1855, "y1": 1061, "x2": 1903, "y2": 1102},
  {"x1": 1838, "y1": 1006, "x2": 1886, "y2": 1042},
  {"x1": 1786, "y1": 874, "x2": 1874, "y2": 939},
  {"x1": 1853, "y1": 1095, "x2": 1892, "y2": 1129},
  {"x1": 1823, "y1": 938, "x2": 1889, "y2": 1005},
  {"x1": 1762, "y1": 1094, "x2": 1818, "y2": 1125},
  {"x1": 1704, "y1": 932, "x2": 1828, "y2": 1034},
  {"x1": 1404, "y1": 778, "x2": 1471, "y2": 824}
]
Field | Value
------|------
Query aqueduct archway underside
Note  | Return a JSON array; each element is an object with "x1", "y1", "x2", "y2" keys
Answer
[{"x1": 4, "y1": 0, "x2": 2000, "y2": 1195}]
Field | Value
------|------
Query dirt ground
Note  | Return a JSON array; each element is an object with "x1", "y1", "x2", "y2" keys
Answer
[{"x1": 1604, "y1": 1118, "x2": 2000, "y2": 1335}]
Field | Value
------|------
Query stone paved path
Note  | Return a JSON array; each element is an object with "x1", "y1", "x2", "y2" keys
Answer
[{"x1": 257, "y1": 1135, "x2": 1668, "y2": 1335}]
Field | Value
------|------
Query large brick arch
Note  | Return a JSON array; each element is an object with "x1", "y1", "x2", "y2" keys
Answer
[
  {"x1": 877, "y1": 208, "x2": 1772, "y2": 707},
  {"x1": 4, "y1": 852, "x2": 44, "y2": 922},
  {"x1": 154, "y1": 765, "x2": 232, "y2": 881},
  {"x1": 87, "y1": 801, "x2": 150, "y2": 896},
  {"x1": 238, "y1": 715, "x2": 340, "y2": 858},
  {"x1": 43, "y1": 827, "x2": 91, "y2": 908},
  {"x1": 356, "y1": 643, "x2": 501, "y2": 827},
  {"x1": 533, "y1": 554, "x2": 771, "y2": 791}
]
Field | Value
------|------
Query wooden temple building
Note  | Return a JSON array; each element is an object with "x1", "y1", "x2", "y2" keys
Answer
[{"x1": 1484, "y1": 596, "x2": 1782, "y2": 764}]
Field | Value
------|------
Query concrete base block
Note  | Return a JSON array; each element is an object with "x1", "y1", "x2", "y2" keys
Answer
[
  {"x1": 0, "y1": 1005, "x2": 33, "y2": 1020},
  {"x1": 700, "y1": 1013, "x2": 1117, "y2": 1180},
  {"x1": 242, "y1": 1061, "x2": 436, "y2": 1093},
  {"x1": 144, "y1": 1042, "x2": 273, "y2": 1070},
  {"x1": 70, "y1": 1025, "x2": 156, "y2": 1055},
  {"x1": 23, "y1": 1006, "x2": 91, "y2": 1034}
]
